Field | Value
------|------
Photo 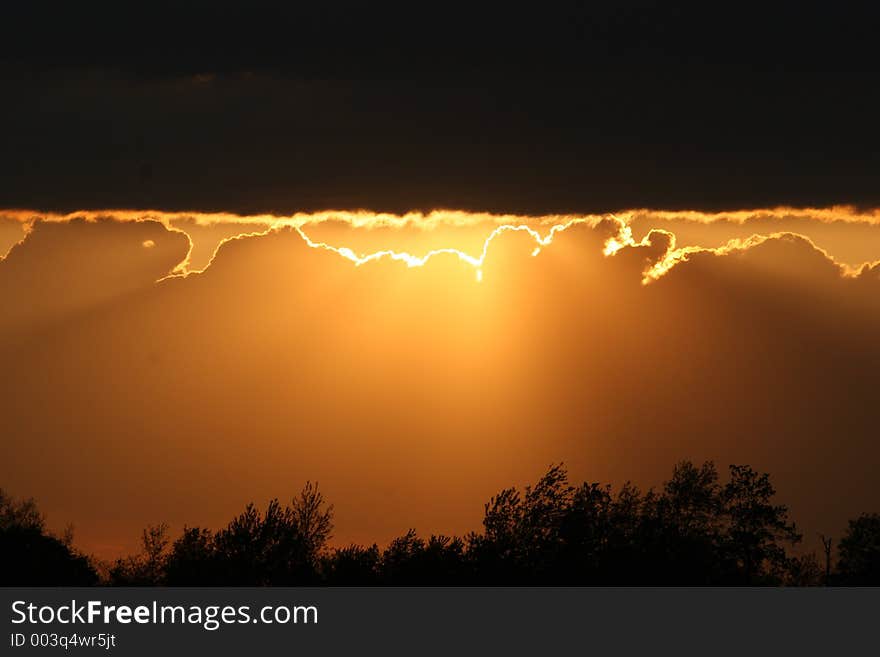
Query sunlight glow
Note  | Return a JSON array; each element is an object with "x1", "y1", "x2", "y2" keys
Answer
[{"x1": 294, "y1": 219, "x2": 592, "y2": 276}]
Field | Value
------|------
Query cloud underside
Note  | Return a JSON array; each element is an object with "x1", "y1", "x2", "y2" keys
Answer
[{"x1": 1, "y1": 207, "x2": 879, "y2": 556}]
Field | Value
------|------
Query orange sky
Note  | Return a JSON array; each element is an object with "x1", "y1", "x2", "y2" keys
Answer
[{"x1": 1, "y1": 207, "x2": 879, "y2": 559}]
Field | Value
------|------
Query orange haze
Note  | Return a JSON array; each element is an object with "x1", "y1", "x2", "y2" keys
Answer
[{"x1": 1, "y1": 207, "x2": 879, "y2": 558}]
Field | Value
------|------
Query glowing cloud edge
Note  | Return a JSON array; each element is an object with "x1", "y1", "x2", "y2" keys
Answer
[{"x1": 2, "y1": 207, "x2": 879, "y2": 285}]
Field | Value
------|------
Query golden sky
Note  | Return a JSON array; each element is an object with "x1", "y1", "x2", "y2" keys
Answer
[{"x1": 1, "y1": 207, "x2": 879, "y2": 558}]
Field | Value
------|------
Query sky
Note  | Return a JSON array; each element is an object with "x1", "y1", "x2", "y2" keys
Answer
[
  {"x1": 1, "y1": 208, "x2": 879, "y2": 558},
  {"x1": 1, "y1": 4, "x2": 879, "y2": 558}
]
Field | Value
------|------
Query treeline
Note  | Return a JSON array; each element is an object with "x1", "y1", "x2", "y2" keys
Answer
[
  {"x1": 0, "y1": 489, "x2": 97, "y2": 585},
  {"x1": 2, "y1": 462, "x2": 880, "y2": 585}
]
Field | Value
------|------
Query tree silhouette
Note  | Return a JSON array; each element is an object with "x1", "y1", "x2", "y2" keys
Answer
[
  {"x1": 9, "y1": 462, "x2": 880, "y2": 586},
  {"x1": 634, "y1": 461, "x2": 722, "y2": 584},
  {"x1": 557, "y1": 482, "x2": 614, "y2": 581},
  {"x1": 0, "y1": 488, "x2": 97, "y2": 585},
  {"x1": 163, "y1": 481, "x2": 333, "y2": 586},
  {"x1": 720, "y1": 465, "x2": 802, "y2": 583},
  {"x1": 819, "y1": 533, "x2": 833, "y2": 585},
  {"x1": 662, "y1": 461, "x2": 722, "y2": 537},
  {"x1": 164, "y1": 526, "x2": 217, "y2": 585},
  {"x1": 109, "y1": 523, "x2": 170, "y2": 585},
  {"x1": 836, "y1": 513, "x2": 880, "y2": 585},
  {"x1": 784, "y1": 551, "x2": 824, "y2": 587},
  {"x1": 378, "y1": 531, "x2": 468, "y2": 585},
  {"x1": 322, "y1": 543, "x2": 381, "y2": 585},
  {"x1": 471, "y1": 464, "x2": 576, "y2": 582},
  {"x1": 290, "y1": 481, "x2": 334, "y2": 561}
]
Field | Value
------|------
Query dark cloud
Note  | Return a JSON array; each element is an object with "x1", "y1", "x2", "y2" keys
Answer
[
  {"x1": 4, "y1": 3, "x2": 878, "y2": 78},
  {"x1": 3, "y1": 72, "x2": 879, "y2": 214},
  {"x1": 1, "y1": 4, "x2": 878, "y2": 213}
]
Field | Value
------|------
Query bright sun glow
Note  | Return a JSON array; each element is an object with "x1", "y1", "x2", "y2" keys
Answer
[{"x1": 294, "y1": 219, "x2": 592, "y2": 282}]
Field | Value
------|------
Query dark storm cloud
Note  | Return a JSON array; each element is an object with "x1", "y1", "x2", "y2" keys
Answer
[
  {"x1": 4, "y1": 3, "x2": 878, "y2": 78},
  {"x1": 1, "y1": 3, "x2": 878, "y2": 213}
]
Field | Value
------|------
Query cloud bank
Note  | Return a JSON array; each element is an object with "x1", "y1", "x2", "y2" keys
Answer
[{"x1": 3, "y1": 205, "x2": 879, "y2": 277}]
